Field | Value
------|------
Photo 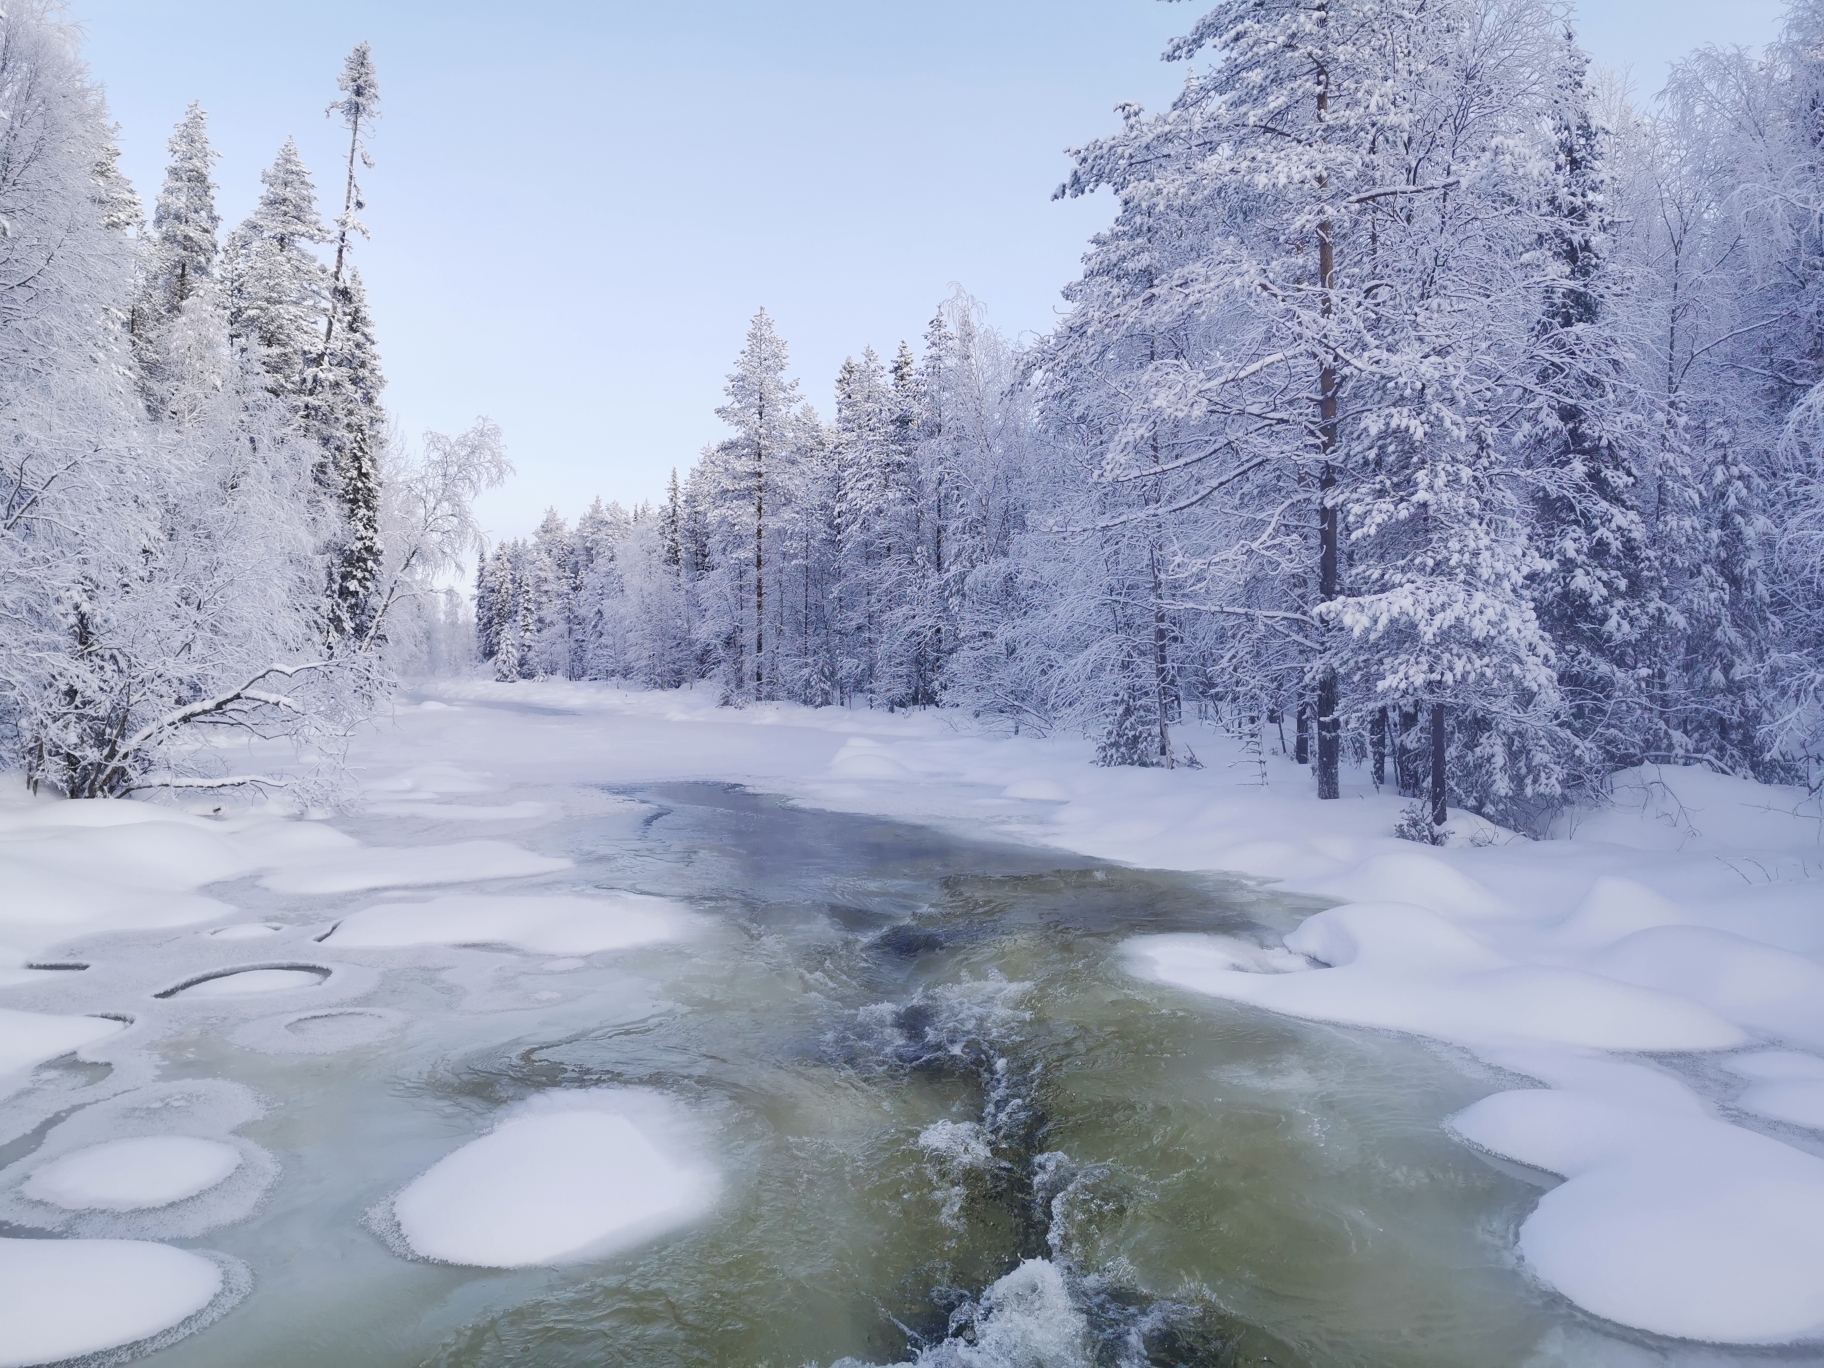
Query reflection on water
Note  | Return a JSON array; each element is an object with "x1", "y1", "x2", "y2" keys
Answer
[{"x1": 5, "y1": 784, "x2": 1800, "y2": 1368}]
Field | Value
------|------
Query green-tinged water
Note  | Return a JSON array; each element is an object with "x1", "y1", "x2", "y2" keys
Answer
[{"x1": 3, "y1": 783, "x2": 1765, "y2": 1367}]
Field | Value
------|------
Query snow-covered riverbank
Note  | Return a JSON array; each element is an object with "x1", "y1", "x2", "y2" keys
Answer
[{"x1": 2, "y1": 678, "x2": 1822, "y2": 1359}]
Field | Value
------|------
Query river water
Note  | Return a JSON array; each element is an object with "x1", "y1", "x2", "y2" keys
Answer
[{"x1": 4, "y1": 782, "x2": 1771, "y2": 1367}]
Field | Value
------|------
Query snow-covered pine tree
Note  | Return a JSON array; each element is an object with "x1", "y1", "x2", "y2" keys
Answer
[
  {"x1": 831, "y1": 348, "x2": 892, "y2": 700},
  {"x1": 224, "y1": 139, "x2": 330, "y2": 403},
  {"x1": 710, "y1": 309, "x2": 800, "y2": 701},
  {"x1": 92, "y1": 127, "x2": 144, "y2": 235},
  {"x1": 132, "y1": 104, "x2": 220, "y2": 402},
  {"x1": 304, "y1": 266, "x2": 387, "y2": 642},
  {"x1": 144, "y1": 105, "x2": 219, "y2": 323},
  {"x1": 1632, "y1": 38, "x2": 1791, "y2": 778},
  {"x1": 1318, "y1": 0, "x2": 1570, "y2": 829},
  {"x1": 1522, "y1": 31, "x2": 1654, "y2": 784}
]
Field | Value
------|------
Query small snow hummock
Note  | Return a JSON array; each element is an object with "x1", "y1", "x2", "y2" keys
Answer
[
  {"x1": 386, "y1": 1089, "x2": 718, "y2": 1268},
  {"x1": 324, "y1": 892, "x2": 690, "y2": 956},
  {"x1": 0, "y1": 1238, "x2": 225, "y2": 1368},
  {"x1": 23, "y1": 1137, "x2": 242, "y2": 1212}
]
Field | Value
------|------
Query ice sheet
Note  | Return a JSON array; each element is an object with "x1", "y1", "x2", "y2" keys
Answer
[
  {"x1": 260, "y1": 840, "x2": 571, "y2": 894},
  {"x1": 324, "y1": 892, "x2": 690, "y2": 955}
]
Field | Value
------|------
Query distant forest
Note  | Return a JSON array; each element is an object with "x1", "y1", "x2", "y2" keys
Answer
[{"x1": 479, "y1": 0, "x2": 1824, "y2": 834}]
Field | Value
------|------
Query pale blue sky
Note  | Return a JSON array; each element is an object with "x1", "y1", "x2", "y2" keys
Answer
[{"x1": 68, "y1": 0, "x2": 1785, "y2": 539}]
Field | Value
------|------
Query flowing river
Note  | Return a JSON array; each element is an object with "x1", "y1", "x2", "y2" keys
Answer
[{"x1": 4, "y1": 781, "x2": 1793, "y2": 1367}]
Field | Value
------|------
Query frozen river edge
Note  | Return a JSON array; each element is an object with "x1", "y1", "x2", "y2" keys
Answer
[{"x1": 1, "y1": 677, "x2": 1822, "y2": 1362}]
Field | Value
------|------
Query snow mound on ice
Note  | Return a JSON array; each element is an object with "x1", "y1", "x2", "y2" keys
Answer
[
  {"x1": 388, "y1": 1089, "x2": 718, "y2": 1268},
  {"x1": 1451, "y1": 1062, "x2": 1824, "y2": 1344},
  {"x1": 23, "y1": 1136, "x2": 241, "y2": 1212},
  {"x1": 324, "y1": 892, "x2": 690, "y2": 956},
  {"x1": 0, "y1": 1006, "x2": 123, "y2": 1099},
  {"x1": 0, "y1": 1080, "x2": 277, "y2": 1240},
  {"x1": 262, "y1": 840, "x2": 570, "y2": 894},
  {"x1": 0, "y1": 1238, "x2": 224, "y2": 1368}
]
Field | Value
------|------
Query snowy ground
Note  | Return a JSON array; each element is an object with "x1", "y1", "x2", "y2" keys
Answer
[{"x1": 2, "y1": 678, "x2": 1822, "y2": 1360}]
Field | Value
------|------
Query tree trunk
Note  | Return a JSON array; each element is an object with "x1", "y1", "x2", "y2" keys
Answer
[
  {"x1": 1396, "y1": 705, "x2": 1421, "y2": 796},
  {"x1": 1371, "y1": 708, "x2": 1387, "y2": 786},
  {"x1": 1314, "y1": 73, "x2": 1341, "y2": 802},
  {"x1": 754, "y1": 432, "x2": 766, "y2": 699},
  {"x1": 1429, "y1": 704, "x2": 1448, "y2": 829},
  {"x1": 1295, "y1": 702, "x2": 1310, "y2": 766}
]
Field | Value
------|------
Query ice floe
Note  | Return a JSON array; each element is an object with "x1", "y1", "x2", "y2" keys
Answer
[{"x1": 386, "y1": 1089, "x2": 719, "y2": 1268}]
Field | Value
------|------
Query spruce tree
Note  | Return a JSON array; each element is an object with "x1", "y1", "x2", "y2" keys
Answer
[
  {"x1": 304, "y1": 266, "x2": 387, "y2": 641},
  {"x1": 1524, "y1": 31, "x2": 1654, "y2": 779},
  {"x1": 224, "y1": 139, "x2": 329, "y2": 402},
  {"x1": 146, "y1": 104, "x2": 219, "y2": 321},
  {"x1": 713, "y1": 309, "x2": 799, "y2": 700}
]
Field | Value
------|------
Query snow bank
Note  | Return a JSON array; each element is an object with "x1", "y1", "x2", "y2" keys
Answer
[
  {"x1": 388, "y1": 1089, "x2": 719, "y2": 1268},
  {"x1": 1451, "y1": 1053, "x2": 1824, "y2": 1344},
  {"x1": 1126, "y1": 912, "x2": 1746, "y2": 1052},
  {"x1": 324, "y1": 892, "x2": 690, "y2": 955},
  {"x1": 23, "y1": 1136, "x2": 241, "y2": 1211},
  {"x1": 0, "y1": 1238, "x2": 223, "y2": 1368}
]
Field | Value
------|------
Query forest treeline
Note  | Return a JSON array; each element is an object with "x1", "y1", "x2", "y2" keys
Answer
[
  {"x1": 479, "y1": 0, "x2": 1824, "y2": 834},
  {"x1": 0, "y1": 5, "x2": 503, "y2": 799}
]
